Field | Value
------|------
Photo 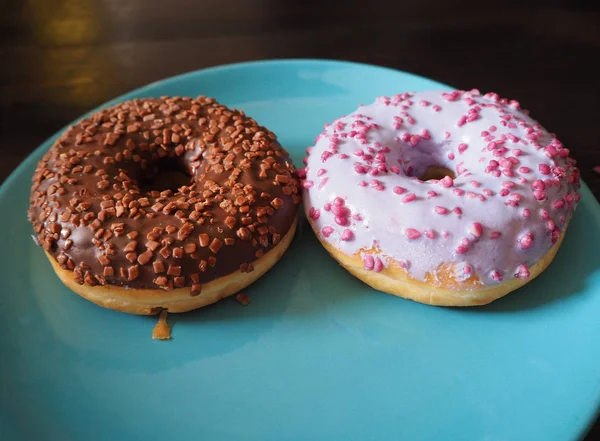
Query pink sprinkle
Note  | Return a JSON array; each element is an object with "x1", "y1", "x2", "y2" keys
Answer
[
  {"x1": 420, "y1": 129, "x2": 431, "y2": 140},
  {"x1": 324, "y1": 203, "x2": 332, "y2": 212},
  {"x1": 390, "y1": 165, "x2": 400, "y2": 174},
  {"x1": 456, "y1": 245, "x2": 469, "y2": 255},
  {"x1": 354, "y1": 164, "x2": 367, "y2": 174},
  {"x1": 442, "y1": 231, "x2": 451, "y2": 238},
  {"x1": 322, "y1": 226, "x2": 334, "y2": 238},
  {"x1": 491, "y1": 270, "x2": 503, "y2": 282},
  {"x1": 358, "y1": 181, "x2": 367, "y2": 187},
  {"x1": 458, "y1": 143, "x2": 468, "y2": 154},
  {"x1": 433, "y1": 105, "x2": 441, "y2": 112},
  {"x1": 334, "y1": 216, "x2": 348, "y2": 226},
  {"x1": 318, "y1": 177, "x2": 329, "y2": 189},
  {"x1": 339, "y1": 154, "x2": 349, "y2": 159},
  {"x1": 297, "y1": 168, "x2": 307, "y2": 179},
  {"x1": 466, "y1": 191, "x2": 477, "y2": 198},
  {"x1": 457, "y1": 115, "x2": 467, "y2": 127},
  {"x1": 333, "y1": 197, "x2": 345, "y2": 206},
  {"x1": 519, "y1": 166, "x2": 531, "y2": 173},
  {"x1": 490, "y1": 231, "x2": 502, "y2": 240},
  {"x1": 469, "y1": 180, "x2": 481, "y2": 188},
  {"x1": 317, "y1": 169, "x2": 327, "y2": 177},
  {"x1": 331, "y1": 205, "x2": 349, "y2": 217},
  {"x1": 363, "y1": 255, "x2": 374, "y2": 271},
  {"x1": 448, "y1": 152, "x2": 455, "y2": 160},
  {"x1": 539, "y1": 164, "x2": 551, "y2": 175},
  {"x1": 427, "y1": 190, "x2": 438, "y2": 198},
  {"x1": 341, "y1": 229, "x2": 354, "y2": 241},
  {"x1": 512, "y1": 148, "x2": 523, "y2": 156},
  {"x1": 553, "y1": 200, "x2": 565, "y2": 209},
  {"x1": 409, "y1": 135, "x2": 421, "y2": 146},
  {"x1": 375, "y1": 185, "x2": 385, "y2": 191},
  {"x1": 405, "y1": 228, "x2": 422, "y2": 240},
  {"x1": 393, "y1": 186, "x2": 406, "y2": 195},
  {"x1": 499, "y1": 188, "x2": 510, "y2": 197},
  {"x1": 435, "y1": 206, "x2": 448, "y2": 215},
  {"x1": 469, "y1": 222, "x2": 483, "y2": 238},
  {"x1": 419, "y1": 100, "x2": 430, "y2": 106},
  {"x1": 425, "y1": 229, "x2": 436, "y2": 239},
  {"x1": 520, "y1": 232, "x2": 534, "y2": 250},
  {"x1": 482, "y1": 189, "x2": 493, "y2": 196},
  {"x1": 439, "y1": 176, "x2": 454, "y2": 188},
  {"x1": 373, "y1": 257, "x2": 384, "y2": 273},
  {"x1": 402, "y1": 193, "x2": 417, "y2": 203},
  {"x1": 302, "y1": 180, "x2": 314, "y2": 189},
  {"x1": 354, "y1": 149, "x2": 364, "y2": 156},
  {"x1": 533, "y1": 190, "x2": 546, "y2": 201},
  {"x1": 369, "y1": 168, "x2": 379, "y2": 176},
  {"x1": 453, "y1": 188, "x2": 465, "y2": 196},
  {"x1": 532, "y1": 179, "x2": 545, "y2": 190},
  {"x1": 321, "y1": 151, "x2": 333, "y2": 162},
  {"x1": 444, "y1": 131, "x2": 451, "y2": 139},
  {"x1": 309, "y1": 207, "x2": 321, "y2": 220},
  {"x1": 515, "y1": 264, "x2": 530, "y2": 280},
  {"x1": 522, "y1": 208, "x2": 531, "y2": 218},
  {"x1": 546, "y1": 219, "x2": 556, "y2": 231}
]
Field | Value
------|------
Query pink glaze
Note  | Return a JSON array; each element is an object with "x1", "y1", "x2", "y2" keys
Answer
[{"x1": 303, "y1": 90, "x2": 580, "y2": 286}]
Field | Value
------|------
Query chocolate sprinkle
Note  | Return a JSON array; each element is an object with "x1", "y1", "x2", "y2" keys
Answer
[{"x1": 28, "y1": 96, "x2": 299, "y2": 291}]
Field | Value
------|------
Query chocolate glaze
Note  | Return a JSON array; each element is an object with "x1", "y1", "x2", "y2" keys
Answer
[{"x1": 28, "y1": 96, "x2": 300, "y2": 293}]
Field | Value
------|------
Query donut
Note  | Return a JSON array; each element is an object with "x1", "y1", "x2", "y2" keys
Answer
[
  {"x1": 28, "y1": 96, "x2": 300, "y2": 314},
  {"x1": 302, "y1": 90, "x2": 580, "y2": 306}
]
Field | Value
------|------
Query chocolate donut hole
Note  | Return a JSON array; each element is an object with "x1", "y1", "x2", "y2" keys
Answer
[{"x1": 138, "y1": 158, "x2": 192, "y2": 193}]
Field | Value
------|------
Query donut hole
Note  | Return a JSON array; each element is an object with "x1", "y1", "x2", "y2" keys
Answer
[
  {"x1": 421, "y1": 165, "x2": 456, "y2": 181},
  {"x1": 139, "y1": 159, "x2": 192, "y2": 193}
]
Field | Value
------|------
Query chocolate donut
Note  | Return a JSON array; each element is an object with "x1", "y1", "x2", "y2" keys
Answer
[{"x1": 29, "y1": 96, "x2": 300, "y2": 314}]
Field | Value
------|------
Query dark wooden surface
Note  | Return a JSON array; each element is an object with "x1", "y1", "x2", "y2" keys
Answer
[{"x1": 1, "y1": 0, "x2": 598, "y2": 437}]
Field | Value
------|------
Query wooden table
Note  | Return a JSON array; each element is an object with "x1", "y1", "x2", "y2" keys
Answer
[{"x1": 1, "y1": 0, "x2": 598, "y2": 438}]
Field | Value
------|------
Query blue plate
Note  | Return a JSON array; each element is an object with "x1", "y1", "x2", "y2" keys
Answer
[{"x1": 1, "y1": 60, "x2": 599, "y2": 441}]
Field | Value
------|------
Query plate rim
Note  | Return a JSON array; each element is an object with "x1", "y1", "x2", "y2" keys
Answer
[{"x1": 1, "y1": 58, "x2": 599, "y2": 441}]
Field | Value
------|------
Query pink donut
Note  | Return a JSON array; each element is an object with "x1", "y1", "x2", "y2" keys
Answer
[{"x1": 302, "y1": 90, "x2": 580, "y2": 306}]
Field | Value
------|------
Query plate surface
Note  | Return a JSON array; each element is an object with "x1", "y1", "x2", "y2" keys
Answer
[{"x1": 1, "y1": 59, "x2": 599, "y2": 441}]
